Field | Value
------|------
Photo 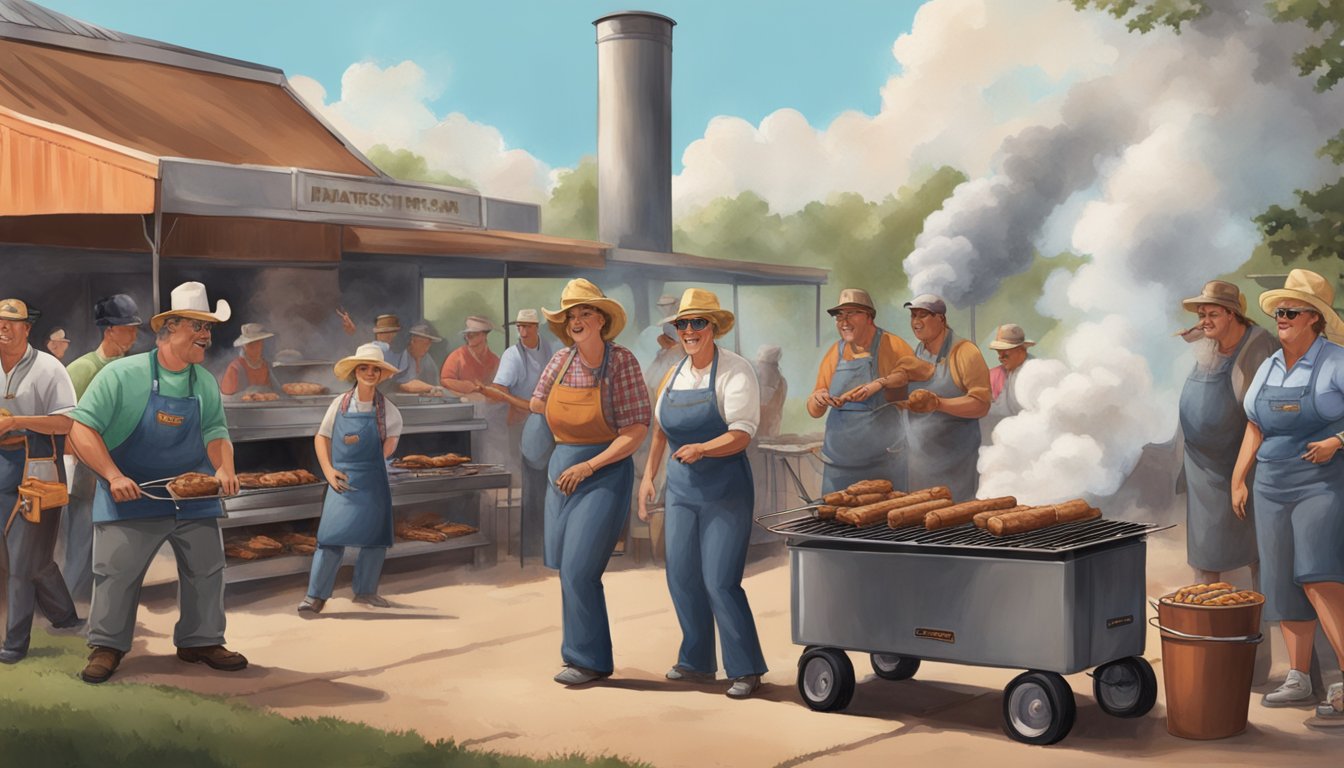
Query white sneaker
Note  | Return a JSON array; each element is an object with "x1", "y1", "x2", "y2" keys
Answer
[
  {"x1": 1316, "y1": 682, "x2": 1344, "y2": 718},
  {"x1": 726, "y1": 674, "x2": 761, "y2": 699},
  {"x1": 1263, "y1": 669, "x2": 1314, "y2": 708}
]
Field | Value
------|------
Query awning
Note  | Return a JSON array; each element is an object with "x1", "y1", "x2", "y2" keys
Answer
[
  {"x1": 607, "y1": 247, "x2": 828, "y2": 287},
  {"x1": 0, "y1": 36, "x2": 376, "y2": 177},
  {"x1": 343, "y1": 226, "x2": 608, "y2": 271}
]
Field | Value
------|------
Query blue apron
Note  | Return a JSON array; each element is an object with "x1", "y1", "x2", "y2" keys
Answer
[
  {"x1": 1179, "y1": 332, "x2": 1258, "y2": 571},
  {"x1": 92, "y1": 355, "x2": 221, "y2": 523},
  {"x1": 906, "y1": 331, "x2": 982, "y2": 501},
  {"x1": 820, "y1": 329, "x2": 906, "y2": 494},
  {"x1": 661, "y1": 349, "x2": 753, "y2": 505},
  {"x1": 316, "y1": 395, "x2": 394, "y2": 548}
]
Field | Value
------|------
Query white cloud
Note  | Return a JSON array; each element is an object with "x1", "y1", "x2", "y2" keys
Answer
[
  {"x1": 290, "y1": 62, "x2": 550, "y2": 204},
  {"x1": 672, "y1": 0, "x2": 1126, "y2": 216}
]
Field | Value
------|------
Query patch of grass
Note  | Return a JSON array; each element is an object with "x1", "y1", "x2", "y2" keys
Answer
[{"x1": 1, "y1": 633, "x2": 650, "y2": 768}]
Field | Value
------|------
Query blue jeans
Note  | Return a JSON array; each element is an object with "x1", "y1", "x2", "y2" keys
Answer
[{"x1": 306, "y1": 545, "x2": 387, "y2": 599}]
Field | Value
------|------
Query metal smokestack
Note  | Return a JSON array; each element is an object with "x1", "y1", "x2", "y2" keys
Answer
[{"x1": 593, "y1": 11, "x2": 674, "y2": 252}]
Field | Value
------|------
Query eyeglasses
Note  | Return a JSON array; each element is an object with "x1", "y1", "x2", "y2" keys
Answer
[
  {"x1": 673, "y1": 317, "x2": 711, "y2": 331},
  {"x1": 1274, "y1": 307, "x2": 1318, "y2": 321},
  {"x1": 171, "y1": 318, "x2": 214, "y2": 333}
]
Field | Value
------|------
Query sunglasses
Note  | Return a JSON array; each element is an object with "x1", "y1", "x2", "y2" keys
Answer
[
  {"x1": 1274, "y1": 307, "x2": 1318, "y2": 320},
  {"x1": 673, "y1": 317, "x2": 711, "y2": 331}
]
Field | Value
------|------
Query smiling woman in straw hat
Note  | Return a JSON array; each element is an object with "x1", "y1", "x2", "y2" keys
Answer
[
  {"x1": 299, "y1": 343, "x2": 405, "y2": 616},
  {"x1": 638, "y1": 288, "x2": 768, "y2": 698},
  {"x1": 1231, "y1": 268, "x2": 1344, "y2": 719},
  {"x1": 528, "y1": 278, "x2": 650, "y2": 686}
]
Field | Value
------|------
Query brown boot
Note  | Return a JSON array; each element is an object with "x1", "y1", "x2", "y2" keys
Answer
[
  {"x1": 81, "y1": 646, "x2": 125, "y2": 684},
  {"x1": 176, "y1": 645, "x2": 248, "y2": 671}
]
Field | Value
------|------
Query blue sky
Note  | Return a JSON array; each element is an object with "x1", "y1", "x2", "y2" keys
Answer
[{"x1": 41, "y1": 0, "x2": 923, "y2": 171}]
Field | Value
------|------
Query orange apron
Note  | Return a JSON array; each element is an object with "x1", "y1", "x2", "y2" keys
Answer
[{"x1": 544, "y1": 347, "x2": 617, "y2": 445}]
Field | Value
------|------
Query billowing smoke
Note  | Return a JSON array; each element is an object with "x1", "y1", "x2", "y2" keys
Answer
[{"x1": 903, "y1": 1, "x2": 1344, "y2": 503}]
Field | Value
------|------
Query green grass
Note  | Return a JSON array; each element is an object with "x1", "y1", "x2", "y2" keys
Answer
[{"x1": 1, "y1": 632, "x2": 650, "y2": 768}]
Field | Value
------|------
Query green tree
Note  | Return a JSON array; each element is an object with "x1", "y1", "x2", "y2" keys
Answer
[
  {"x1": 542, "y1": 156, "x2": 598, "y2": 240},
  {"x1": 364, "y1": 144, "x2": 474, "y2": 189}
]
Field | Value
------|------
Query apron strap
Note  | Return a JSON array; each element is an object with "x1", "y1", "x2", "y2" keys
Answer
[{"x1": 339, "y1": 387, "x2": 387, "y2": 441}]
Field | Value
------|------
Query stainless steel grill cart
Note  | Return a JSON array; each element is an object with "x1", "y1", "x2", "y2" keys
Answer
[{"x1": 758, "y1": 506, "x2": 1169, "y2": 745}]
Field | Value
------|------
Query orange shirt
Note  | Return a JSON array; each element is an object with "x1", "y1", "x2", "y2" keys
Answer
[
  {"x1": 814, "y1": 328, "x2": 916, "y2": 402},
  {"x1": 440, "y1": 344, "x2": 500, "y2": 386}
]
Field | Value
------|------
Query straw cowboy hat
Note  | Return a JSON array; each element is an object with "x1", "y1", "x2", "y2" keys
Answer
[
  {"x1": 988, "y1": 323, "x2": 1036, "y2": 351},
  {"x1": 334, "y1": 342, "x2": 401, "y2": 382},
  {"x1": 233, "y1": 323, "x2": 275, "y2": 347},
  {"x1": 507, "y1": 309, "x2": 541, "y2": 325},
  {"x1": 460, "y1": 316, "x2": 494, "y2": 335},
  {"x1": 662, "y1": 288, "x2": 735, "y2": 338},
  {"x1": 1182, "y1": 280, "x2": 1248, "y2": 318},
  {"x1": 542, "y1": 278, "x2": 627, "y2": 342},
  {"x1": 0, "y1": 299, "x2": 39, "y2": 322},
  {"x1": 1258, "y1": 268, "x2": 1344, "y2": 344},
  {"x1": 150, "y1": 282, "x2": 231, "y2": 332},
  {"x1": 372, "y1": 314, "x2": 402, "y2": 334},
  {"x1": 409, "y1": 321, "x2": 442, "y2": 341},
  {"x1": 828, "y1": 288, "x2": 877, "y2": 316}
]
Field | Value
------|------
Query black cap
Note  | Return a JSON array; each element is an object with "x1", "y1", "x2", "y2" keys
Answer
[{"x1": 93, "y1": 294, "x2": 142, "y2": 327}]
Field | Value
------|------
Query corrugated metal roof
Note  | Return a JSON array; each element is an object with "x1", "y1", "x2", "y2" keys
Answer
[{"x1": 0, "y1": 0, "x2": 119, "y2": 40}]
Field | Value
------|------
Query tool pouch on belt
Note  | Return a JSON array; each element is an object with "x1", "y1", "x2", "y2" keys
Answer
[{"x1": 5, "y1": 450, "x2": 66, "y2": 535}]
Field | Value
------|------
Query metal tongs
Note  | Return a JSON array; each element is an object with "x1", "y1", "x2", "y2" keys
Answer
[
  {"x1": 753, "y1": 458, "x2": 824, "y2": 528},
  {"x1": 136, "y1": 475, "x2": 232, "y2": 509}
]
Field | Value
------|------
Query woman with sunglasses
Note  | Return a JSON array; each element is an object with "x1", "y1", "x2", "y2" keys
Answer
[
  {"x1": 1232, "y1": 268, "x2": 1344, "y2": 721},
  {"x1": 530, "y1": 279, "x2": 650, "y2": 687},
  {"x1": 638, "y1": 289, "x2": 767, "y2": 699}
]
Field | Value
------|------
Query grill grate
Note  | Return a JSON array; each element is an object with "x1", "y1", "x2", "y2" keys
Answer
[{"x1": 766, "y1": 514, "x2": 1163, "y2": 554}]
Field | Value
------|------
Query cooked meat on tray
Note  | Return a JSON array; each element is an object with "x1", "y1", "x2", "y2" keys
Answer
[
  {"x1": 282, "y1": 382, "x2": 329, "y2": 396},
  {"x1": 240, "y1": 391, "x2": 280, "y2": 402},
  {"x1": 167, "y1": 472, "x2": 221, "y2": 498},
  {"x1": 986, "y1": 500, "x2": 1100, "y2": 536},
  {"x1": 391, "y1": 453, "x2": 473, "y2": 469},
  {"x1": 237, "y1": 469, "x2": 321, "y2": 489}
]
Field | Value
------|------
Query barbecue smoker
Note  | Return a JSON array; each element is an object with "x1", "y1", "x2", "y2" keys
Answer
[{"x1": 759, "y1": 506, "x2": 1169, "y2": 745}]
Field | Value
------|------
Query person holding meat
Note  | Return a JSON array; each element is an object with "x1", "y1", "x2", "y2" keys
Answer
[{"x1": 807, "y1": 288, "x2": 931, "y2": 494}]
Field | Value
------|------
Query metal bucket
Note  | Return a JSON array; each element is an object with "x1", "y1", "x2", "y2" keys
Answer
[{"x1": 1153, "y1": 595, "x2": 1264, "y2": 740}]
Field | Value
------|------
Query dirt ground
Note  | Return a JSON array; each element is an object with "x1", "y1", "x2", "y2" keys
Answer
[{"x1": 89, "y1": 528, "x2": 1341, "y2": 768}]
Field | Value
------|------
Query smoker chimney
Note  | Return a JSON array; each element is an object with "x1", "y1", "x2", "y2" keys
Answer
[{"x1": 593, "y1": 11, "x2": 674, "y2": 253}]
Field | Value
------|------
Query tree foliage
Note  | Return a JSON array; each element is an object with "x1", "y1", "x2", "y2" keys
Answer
[
  {"x1": 1071, "y1": 0, "x2": 1208, "y2": 33},
  {"x1": 541, "y1": 156, "x2": 598, "y2": 240},
  {"x1": 1271, "y1": 0, "x2": 1344, "y2": 91},
  {"x1": 364, "y1": 144, "x2": 474, "y2": 189}
]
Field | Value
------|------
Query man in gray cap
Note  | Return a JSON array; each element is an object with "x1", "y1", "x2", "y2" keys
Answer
[
  {"x1": 982, "y1": 323, "x2": 1036, "y2": 443},
  {"x1": 808, "y1": 288, "x2": 932, "y2": 494},
  {"x1": 62, "y1": 294, "x2": 143, "y2": 602},
  {"x1": 485, "y1": 309, "x2": 555, "y2": 561},
  {"x1": 396, "y1": 321, "x2": 448, "y2": 397},
  {"x1": 902, "y1": 293, "x2": 991, "y2": 501}
]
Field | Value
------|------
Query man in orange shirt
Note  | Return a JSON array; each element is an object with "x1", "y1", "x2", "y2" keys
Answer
[
  {"x1": 440, "y1": 315, "x2": 500, "y2": 396},
  {"x1": 808, "y1": 289, "x2": 932, "y2": 494},
  {"x1": 902, "y1": 294, "x2": 991, "y2": 501}
]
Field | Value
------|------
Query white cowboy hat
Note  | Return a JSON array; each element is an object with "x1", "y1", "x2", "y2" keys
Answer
[
  {"x1": 508, "y1": 309, "x2": 541, "y2": 325},
  {"x1": 1258, "y1": 268, "x2": 1344, "y2": 344},
  {"x1": 47, "y1": 328, "x2": 69, "y2": 343},
  {"x1": 150, "y1": 282, "x2": 231, "y2": 332},
  {"x1": 461, "y1": 315, "x2": 494, "y2": 335},
  {"x1": 233, "y1": 322, "x2": 275, "y2": 347},
  {"x1": 333, "y1": 342, "x2": 401, "y2": 382}
]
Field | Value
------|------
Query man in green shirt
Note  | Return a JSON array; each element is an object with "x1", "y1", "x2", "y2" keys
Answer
[
  {"x1": 67, "y1": 282, "x2": 245, "y2": 684},
  {"x1": 61, "y1": 294, "x2": 142, "y2": 602}
]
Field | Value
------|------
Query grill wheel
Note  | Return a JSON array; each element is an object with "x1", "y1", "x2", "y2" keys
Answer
[
  {"x1": 797, "y1": 647, "x2": 855, "y2": 712},
  {"x1": 1002, "y1": 670, "x2": 1076, "y2": 745},
  {"x1": 870, "y1": 653, "x2": 921, "y2": 681},
  {"x1": 1092, "y1": 656, "x2": 1158, "y2": 718}
]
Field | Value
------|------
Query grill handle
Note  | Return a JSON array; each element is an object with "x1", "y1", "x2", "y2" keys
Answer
[{"x1": 1147, "y1": 617, "x2": 1263, "y2": 644}]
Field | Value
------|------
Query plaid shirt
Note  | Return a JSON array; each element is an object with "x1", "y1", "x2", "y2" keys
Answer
[{"x1": 533, "y1": 344, "x2": 651, "y2": 430}]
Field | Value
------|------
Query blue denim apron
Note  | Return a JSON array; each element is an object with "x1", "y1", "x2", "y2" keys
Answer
[
  {"x1": 906, "y1": 331, "x2": 982, "y2": 501},
  {"x1": 543, "y1": 344, "x2": 633, "y2": 674},
  {"x1": 2, "y1": 431, "x2": 76, "y2": 653},
  {"x1": 316, "y1": 395, "x2": 393, "y2": 548},
  {"x1": 820, "y1": 329, "x2": 906, "y2": 494},
  {"x1": 1179, "y1": 332, "x2": 1257, "y2": 571},
  {"x1": 92, "y1": 355, "x2": 221, "y2": 522},
  {"x1": 659, "y1": 349, "x2": 767, "y2": 678},
  {"x1": 1251, "y1": 349, "x2": 1344, "y2": 621}
]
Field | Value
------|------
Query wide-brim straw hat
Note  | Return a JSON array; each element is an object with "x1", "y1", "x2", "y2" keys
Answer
[
  {"x1": 1258, "y1": 268, "x2": 1344, "y2": 344},
  {"x1": 149, "y1": 282, "x2": 231, "y2": 332},
  {"x1": 333, "y1": 342, "x2": 401, "y2": 382},
  {"x1": 543, "y1": 278, "x2": 627, "y2": 342},
  {"x1": 1182, "y1": 280, "x2": 1248, "y2": 317},
  {"x1": 987, "y1": 323, "x2": 1036, "y2": 351},
  {"x1": 828, "y1": 288, "x2": 877, "y2": 316},
  {"x1": 233, "y1": 322, "x2": 275, "y2": 347},
  {"x1": 661, "y1": 287, "x2": 734, "y2": 338}
]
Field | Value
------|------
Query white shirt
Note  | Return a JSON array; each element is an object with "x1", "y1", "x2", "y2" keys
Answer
[
  {"x1": 654, "y1": 347, "x2": 760, "y2": 438},
  {"x1": 317, "y1": 394, "x2": 403, "y2": 439},
  {"x1": 0, "y1": 345, "x2": 77, "y2": 417}
]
